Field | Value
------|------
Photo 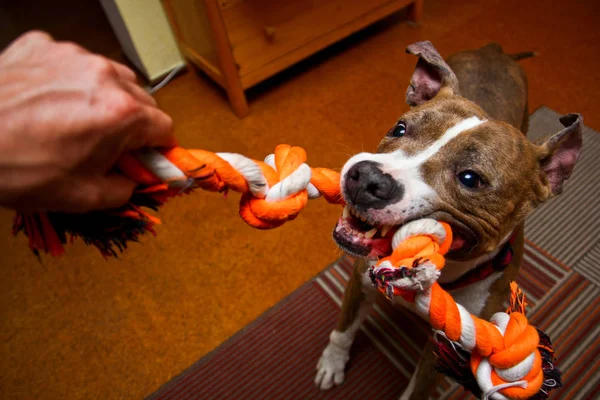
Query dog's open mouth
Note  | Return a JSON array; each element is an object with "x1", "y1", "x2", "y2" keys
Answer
[
  {"x1": 332, "y1": 206, "x2": 396, "y2": 257},
  {"x1": 333, "y1": 206, "x2": 473, "y2": 258}
]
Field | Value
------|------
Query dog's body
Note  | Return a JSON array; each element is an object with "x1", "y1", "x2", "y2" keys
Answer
[{"x1": 315, "y1": 42, "x2": 582, "y2": 399}]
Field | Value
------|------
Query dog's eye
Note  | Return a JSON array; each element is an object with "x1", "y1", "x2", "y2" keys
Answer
[
  {"x1": 458, "y1": 170, "x2": 484, "y2": 189},
  {"x1": 388, "y1": 121, "x2": 407, "y2": 137}
]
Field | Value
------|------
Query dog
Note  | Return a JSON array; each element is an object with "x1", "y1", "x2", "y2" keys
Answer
[{"x1": 314, "y1": 41, "x2": 583, "y2": 399}]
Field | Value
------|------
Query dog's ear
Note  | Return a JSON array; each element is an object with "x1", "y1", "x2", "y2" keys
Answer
[
  {"x1": 405, "y1": 41, "x2": 460, "y2": 106},
  {"x1": 536, "y1": 113, "x2": 583, "y2": 196}
]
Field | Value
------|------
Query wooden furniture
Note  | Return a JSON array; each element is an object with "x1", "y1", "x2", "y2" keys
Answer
[{"x1": 162, "y1": 0, "x2": 424, "y2": 117}]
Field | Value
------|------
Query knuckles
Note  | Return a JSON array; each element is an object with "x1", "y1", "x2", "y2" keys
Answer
[
  {"x1": 108, "y1": 91, "x2": 143, "y2": 123},
  {"x1": 17, "y1": 30, "x2": 53, "y2": 45},
  {"x1": 88, "y1": 56, "x2": 119, "y2": 84}
]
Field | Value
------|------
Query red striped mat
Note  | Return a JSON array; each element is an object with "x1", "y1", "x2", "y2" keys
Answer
[{"x1": 148, "y1": 241, "x2": 598, "y2": 400}]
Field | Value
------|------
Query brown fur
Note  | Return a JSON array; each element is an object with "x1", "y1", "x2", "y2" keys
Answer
[
  {"x1": 337, "y1": 258, "x2": 369, "y2": 332},
  {"x1": 388, "y1": 43, "x2": 532, "y2": 399},
  {"x1": 318, "y1": 41, "x2": 582, "y2": 400},
  {"x1": 447, "y1": 43, "x2": 529, "y2": 130}
]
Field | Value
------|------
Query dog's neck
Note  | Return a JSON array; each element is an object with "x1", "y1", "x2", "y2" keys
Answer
[{"x1": 438, "y1": 231, "x2": 513, "y2": 284}]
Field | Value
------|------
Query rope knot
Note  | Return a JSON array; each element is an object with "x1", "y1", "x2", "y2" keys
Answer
[
  {"x1": 471, "y1": 312, "x2": 543, "y2": 400},
  {"x1": 132, "y1": 144, "x2": 342, "y2": 230},
  {"x1": 369, "y1": 219, "x2": 451, "y2": 300},
  {"x1": 366, "y1": 218, "x2": 561, "y2": 400},
  {"x1": 233, "y1": 144, "x2": 342, "y2": 228}
]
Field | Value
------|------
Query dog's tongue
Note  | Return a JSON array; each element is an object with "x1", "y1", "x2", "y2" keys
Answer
[
  {"x1": 369, "y1": 237, "x2": 393, "y2": 257},
  {"x1": 450, "y1": 234, "x2": 467, "y2": 251}
]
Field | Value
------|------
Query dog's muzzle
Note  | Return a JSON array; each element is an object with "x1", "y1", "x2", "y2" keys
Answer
[{"x1": 344, "y1": 161, "x2": 404, "y2": 210}]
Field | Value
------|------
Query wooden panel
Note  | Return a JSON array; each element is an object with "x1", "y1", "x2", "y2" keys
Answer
[
  {"x1": 221, "y1": 0, "x2": 397, "y2": 77},
  {"x1": 179, "y1": 42, "x2": 225, "y2": 86},
  {"x1": 202, "y1": 0, "x2": 249, "y2": 117},
  {"x1": 239, "y1": 0, "x2": 415, "y2": 88},
  {"x1": 167, "y1": 0, "x2": 221, "y2": 69}
]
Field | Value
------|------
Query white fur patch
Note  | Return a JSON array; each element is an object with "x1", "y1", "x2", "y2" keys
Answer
[
  {"x1": 315, "y1": 303, "x2": 371, "y2": 390},
  {"x1": 339, "y1": 117, "x2": 486, "y2": 225},
  {"x1": 450, "y1": 271, "x2": 503, "y2": 316},
  {"x1": 407, "y1": 116, "x2": 486, "y2": 165}
]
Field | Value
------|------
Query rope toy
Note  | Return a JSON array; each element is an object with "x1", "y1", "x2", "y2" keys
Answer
[
  {"x1": 12, "y1": 145, "x2": 562, "y2": 399},
  {"x1": 369, "y1": 219, "x2": 561, "y2": 400},
  {"x1": 13, "y1": 144, "x2": 343, "y2": 257}
]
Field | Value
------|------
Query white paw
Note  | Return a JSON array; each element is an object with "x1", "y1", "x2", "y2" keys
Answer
[{"x1": 314, "y1": 337, "x2": 351, "y2": 390}]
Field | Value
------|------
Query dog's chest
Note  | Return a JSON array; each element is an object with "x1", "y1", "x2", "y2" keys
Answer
[{"x1": 447, "y1": 271, "x2": 502, "y2": 315}]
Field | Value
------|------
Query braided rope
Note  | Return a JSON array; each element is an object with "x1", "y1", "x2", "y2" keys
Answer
[
  {"x1": 119, "y1": 144, "x2": 344, "y2": 229},
  {"x1": 12, "y1": 145, "x2": 560, "y2": 399},
  {"x1": 369, "y1": 219, "x2": 557, "y2": 400},
  {"x1": 13, "y1": 144, "x2": 344, "y2": 256}
]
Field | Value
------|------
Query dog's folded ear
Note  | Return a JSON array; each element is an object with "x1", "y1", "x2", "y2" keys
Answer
[
  {"x1": 536, "y1": 113, "x2": 583, "y2": 196},
  {"x1": 405, "y1": 41, "x2": 460, "y2": 106}
]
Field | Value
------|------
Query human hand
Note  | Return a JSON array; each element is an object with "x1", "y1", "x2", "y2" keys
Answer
[{"x1": 0, "y1": 31, "x2": 176, "y2": 212}]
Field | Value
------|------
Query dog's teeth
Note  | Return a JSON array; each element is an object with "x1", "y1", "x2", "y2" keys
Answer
[
  {"x1": 342, "y1": 206, "x2": 350, "y2": 219},
  {"x1": 364, "y1": 228, "x2": 377, "y2": 239},
  {"x1": 357, "y1": 232, "x2": 365, "y2": 238},
  {"x1": 381, "y1": 225, "x2": 391, "y2": 237}
]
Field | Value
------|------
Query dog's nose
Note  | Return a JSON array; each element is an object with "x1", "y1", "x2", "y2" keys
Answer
[{"x1": 344, "y1": 161, "x2": 403, "y2": 209}]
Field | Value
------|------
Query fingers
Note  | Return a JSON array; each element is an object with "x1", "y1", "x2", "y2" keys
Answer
[
  {"x1": 50, "y1": 174, "x2": 136, "y2": 213},
  {"x1": 16, "y1": 30, "x2": 54, "y2": 46},
  {"x1": 107, "y1": 66, "x2": 176, "y2": 150},
  {"x1": 120, "y1": 79, "x2": 156, "y2": 107},
  {"x1": 110, "y1": 60, "x2": 137, "y2": 83},
  {"x1": 1, "y1": 31, "x2": 54, "y2": 65},
  {"x1": 124, "y1": 105, "x2": 177, "y2": 151},
  {"x1": 71, "y1": 174, "x2": 137, "y2": 212},
  {"x1": 12, "y1": 173, "x2": 136, "y2": 213}
]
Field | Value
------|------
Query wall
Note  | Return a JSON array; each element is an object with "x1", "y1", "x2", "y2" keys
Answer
[{"x1": 100, "y1": 0, "x2": 184, "y2": 82}]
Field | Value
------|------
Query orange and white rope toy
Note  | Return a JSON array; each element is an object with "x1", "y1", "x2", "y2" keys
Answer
[
  {"x1": 13, "y1": 145, "x2": 561, "y2": 399},
  {"x1": 119, "y1": 144, "x2": 345, "y2": 229},
  {"x1": 369, "y1": 219, "x2": 560, "y2": 400},
  {"x1": 13, "y1": 144, "x2": 344, "y2": 256}
]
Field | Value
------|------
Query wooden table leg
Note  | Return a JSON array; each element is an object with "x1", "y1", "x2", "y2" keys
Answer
[
  {"x1": 408, "y1": 0, "x2": 424, "y2": 22},
  {"x1": 203, "y1": 0, "x2": 249, "y2": 117},
  {"x1": 225, "y1": 80, "x2": 249, "y2": 118}
]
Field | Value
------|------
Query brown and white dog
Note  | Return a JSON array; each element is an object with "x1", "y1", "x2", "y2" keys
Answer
[{"x1": 315, "y1": 41, "x2": 583, "y2": 399}]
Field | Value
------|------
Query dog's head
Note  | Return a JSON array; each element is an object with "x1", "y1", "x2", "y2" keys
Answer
[{"x1": 334, "y1": 41, "x2": 582, "y2": 261}]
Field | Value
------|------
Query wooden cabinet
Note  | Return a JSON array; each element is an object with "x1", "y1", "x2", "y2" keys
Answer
[{"x1": 162, "y1": 0, "x2": 423, "y2": 117}]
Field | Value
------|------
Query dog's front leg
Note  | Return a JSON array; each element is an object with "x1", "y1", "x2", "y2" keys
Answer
[
  {"x1": 399, "y1": 339, "x2": 444, "y2": 400},
  {"x1": 315, "y1": 257, "x2": 374, "y2": 390}
]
